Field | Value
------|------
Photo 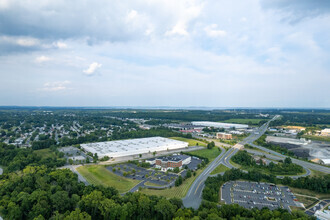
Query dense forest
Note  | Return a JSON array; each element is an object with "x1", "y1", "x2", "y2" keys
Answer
[
  {"x1": 0, "y1": 166, "x2": 315, "y2": 220},
  {"x1": 231, "y1": 150, "x2": 304, "y2": 175},
  {"x1": 0, "y1": 143, "x2": 65, "y2": 173}
]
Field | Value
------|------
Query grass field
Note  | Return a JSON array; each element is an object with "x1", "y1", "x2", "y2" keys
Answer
[
  {"x1": 210, "y1": 164, "x2": 230, "y2": 175},
  {"x1": 140, "y1": 168, "x2": 204, "y2": 198},
  {"x1": 170, "y1": 137, "x2": 207, "y2": 147},
  {"x1": 34, "y1": 148, "x2": 56, "y2": 158},
  {"x1": 77, "y1": 165, "x2": 141, "y2": 193},
  {"x1": 295, "y1": 195, "x2": 318, "y2": 208},
  {"x1": 310, "y1": 169, "x2": 328, "y2": 177},
  {"x1": 287, "y1": 186, "x2": 330, "y2": 200},
  {"x1": 144, "y1": 181, "x2": 163, "y2": 187},
  {"x1": 221, "y1": 118, "x2": 265, "y2": 125},
  {"x1": 187, "y1": 147, "x2": 221, "y2": 161}
]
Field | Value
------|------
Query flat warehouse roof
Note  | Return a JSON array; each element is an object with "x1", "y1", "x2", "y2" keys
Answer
[{"x1": 81, "y1": 136, "x2": 188, "y2": 158}]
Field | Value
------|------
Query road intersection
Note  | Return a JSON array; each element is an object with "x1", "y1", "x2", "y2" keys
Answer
[{"x1": 183, "y1": 115, "x2": 330, "y2": 209}]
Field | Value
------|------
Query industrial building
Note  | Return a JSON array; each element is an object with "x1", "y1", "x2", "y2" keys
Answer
[
  {"x1": 80, "y1": 137, "x2": 188, "y2": 158},
  {"x1": 321, "y1": 128, "x2": 330, "y2": 137},
  {"x1": 191, "y1": 121, "x2": 248, "y2": 129},
  {"x1": 147, "y1": 155, "x2": 191, "y2": 171},
  {"x1": 216, "y1": 132, "x2": 233, "y2": 140}
]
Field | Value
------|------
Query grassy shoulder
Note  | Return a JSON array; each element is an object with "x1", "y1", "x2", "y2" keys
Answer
[
  {"x1": 210, "y1": 164, "x2": 230, "y2": 175},
  {"x1": 295, "y1": 195, "x2": 318, "y2": 208},
  {"x1": 76, "y1": 165, "x2": 141, "y2": 193},
  {"x1": 287, "y1": 186, "x2": 330, "y2": 200},
  {"x1": 187, "y1": 147, "x2": 221, "y2": 161},
  {"x1": 140, "y1": 168, "x2": 204, "y2": 198},
  {"x1": 310, "y1": 169, "x2": 328, "y2": 177},
  {"x1": 170, "y1": 137, "x2": 207, "y2": 147}
]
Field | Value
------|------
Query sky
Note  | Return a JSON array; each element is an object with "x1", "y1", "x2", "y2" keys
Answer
[{"x1": 0, "y1": 0, "x2": 329, "y2": 108}]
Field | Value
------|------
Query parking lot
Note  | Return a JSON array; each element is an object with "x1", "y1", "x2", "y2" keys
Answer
[
  {"x1": 222, "y1": 181, "x2": 300, "y2": 211},
  {"x1": 59, "y1": 146, "x2": 92, "y2": 163},
  {"x1": 107, "y1": 163, "x2": 178, "y2": 186}
]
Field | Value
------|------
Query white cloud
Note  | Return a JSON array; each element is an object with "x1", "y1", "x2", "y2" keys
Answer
[
  {"x1": 35, "y1": 55, "x2": 51, "y2": 63},
  {"x1": 42, "y1": 80, "x2": 71, "y2": 91},
  {"x1": 204, "y1": 24, "x2": 227, "y2": 38},
  {"x1": 83, "y1": 62, "x2": 102, "y2": 75},
  {"x1": 16, "y1": 37, "x2": 39, "y2": 47},
  {"x1": 54, "y1": 42, "x2": 68, "y2": 49},
  {"x1": 127, "y1": 9, "x2": 138, "y2": 21},
  {"x1": 0, "y1": 35, "x2": 40, "y2": 47}
]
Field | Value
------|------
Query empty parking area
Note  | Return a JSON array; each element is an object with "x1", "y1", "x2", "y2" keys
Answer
[{"x1": 222, "y1": 181, "x2": 299, "y2": 211}]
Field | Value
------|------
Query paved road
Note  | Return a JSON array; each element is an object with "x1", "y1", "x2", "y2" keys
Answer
[
  {"x1": 182, "y1": 145, "x2": 227, "y2": 209},
  {"x1": 183, "y1": 115, "x2": 282, "y2": 209},
  {"x1": 59, "y1": 165, "x2": 90, "y2": 185},
  {"x1": 224, "y1": 116, "x2": 330, "y2": 175},
  {"x1": 245, "y1": 149, "x2": 312, "y2": 179}
]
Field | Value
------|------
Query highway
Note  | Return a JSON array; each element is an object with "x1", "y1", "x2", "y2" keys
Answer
[
  {"x1": 183, "y1": 118, "x2": 271, "y2": 209},
  {"x1": 182, "y1": 145, "x2": 227, "y2": 209},
  {"x1": 183, "y1": 115, "x2": 330, "y2": 209}
]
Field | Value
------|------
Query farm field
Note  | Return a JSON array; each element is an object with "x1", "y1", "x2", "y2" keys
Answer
[
  {"x1": 170, "y1": 137, "x2": 207, "y2": 147},
  {"x1": 77, "y1": 165, "x2": 141, "y2": 193}
]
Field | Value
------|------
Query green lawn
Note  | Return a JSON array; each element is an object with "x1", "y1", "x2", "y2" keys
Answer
[
  {"x1": 221, "y1": 118, "x2": 265, "y2": 125},
  {"x1": 170, "y1": 137, "x2": 206, "y2": 147},
  {"x1": 77, "y1": 165, "x2": 141, "y2": 193},
  {"x1": 34, "y1": 148, "x2": 56, "y2": 158},
  {"x1": 210, "y1": 164, "x2": 230, "y2": 175},
  {"x1": 140, "y1": 168, "x2": 204, "y2": 198},
  {"x1": 187, "y1": 147, "x2": 221, "y2": 161},
  {"x1": 144, "y1": 181, "x2": 163, "y2": 187}
]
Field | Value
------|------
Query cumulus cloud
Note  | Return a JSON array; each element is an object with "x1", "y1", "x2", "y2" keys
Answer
[
  {"x1": 42, "y1": 81, "x2": 71, "y2": 91},
  {"x1": 35, "y1": 55, "x2": 51, "y2": 63},
  {"x1": 83, "y1": 62, "x2": 102, "y2": 75},
  {"x1": 204, "y1": 24, "x2": 227, "y2": 38}
]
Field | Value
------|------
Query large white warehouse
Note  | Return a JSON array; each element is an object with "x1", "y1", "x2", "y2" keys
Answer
[
  {"x1": 80, "y1": 137, "x2": 188, "y2": 158},
  {"x1": 191, "y1": 121, "x2": 248, "y2": 129}
]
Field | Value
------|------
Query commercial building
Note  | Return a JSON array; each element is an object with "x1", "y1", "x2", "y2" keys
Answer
[
  {"x1": 320, "y1": 128, "x2": 330, "y2": 137},
  {"x1": 216, "y1": 132, "x2": 232, "y2": 140},
  {"x1": 191, "y1": 121, "x2": 248, "y2": 129},
  {"x1": 151, "y1": 155, "x2": 191, "y2": 171},
  {"x1": 314, "y1": 210, "x2": 330, "y2": 220},
  {"x1": 81, "y1": 137, "x2": 188, "y2": 158}
]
